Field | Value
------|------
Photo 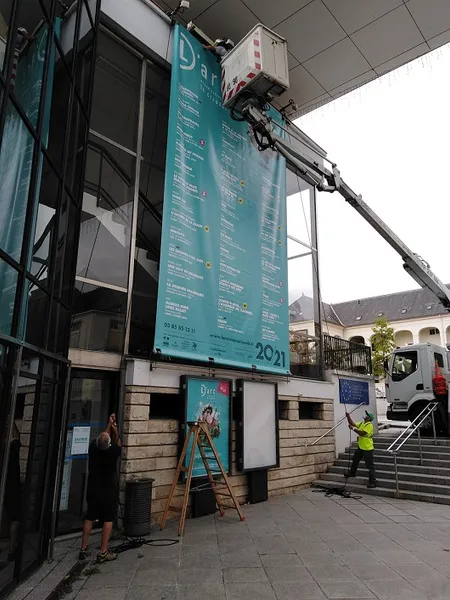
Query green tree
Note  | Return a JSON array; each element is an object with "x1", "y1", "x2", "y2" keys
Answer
[{"x1": 370, "y1": 317, "x2": 396, "y2": 379}]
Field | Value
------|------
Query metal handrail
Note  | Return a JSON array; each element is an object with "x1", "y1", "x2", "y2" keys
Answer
[
  {"x1": 387, "y1": 402, "x2": 438, "y2": 453},
  {"x1": 306, "y1": 402, "x2": 365, "y2": 447},
  {"x1": 387, "y1": 401, "x2": 438, "y2": 498}
]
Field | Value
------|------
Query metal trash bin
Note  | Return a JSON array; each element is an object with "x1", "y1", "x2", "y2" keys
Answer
[{"x1": 123, "y1": 478, "x2": 154, "y2": 538}]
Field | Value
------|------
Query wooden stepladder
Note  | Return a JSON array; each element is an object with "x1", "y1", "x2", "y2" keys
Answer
[{"x1": 160, "y1": 421, "x2": 245, "y2": 535}]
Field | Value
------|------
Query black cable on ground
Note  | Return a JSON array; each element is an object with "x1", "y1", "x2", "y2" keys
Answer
[
  {"x1": 312, "y1": 487, "x2": 362, "y2": 500},
  {"x1": 111, "y1": 477, "x2": 180, "y2": 555},
  {"x1": 112, "y1": 535, "x2": 179, "y2": 555}
]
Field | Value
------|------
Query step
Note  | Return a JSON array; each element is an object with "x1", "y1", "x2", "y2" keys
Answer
[
  {"x1": 373, "y1": 437, "x2": 450, "y2": 446},
  {"x1": 344, "y1": 448, "x2": 450, "y2": 461},
  {"x1": 352, "y1": 439, "x2": 450, "y2": 451},
  {"x1": 338, "y1": 454, "x2": 450, "y2": 469},
  {"x1": 328, "y1": 466, "x2": 450, "y2": 487},
  {"x1": 372, "y1": 442, "x2": 450, "y2": 453},
  {"x1": 320, "y1": 473, "x2": 450, "y2": 496},
  {"x1": 312, "y1": 479, "x2": 450, "y2": 505},
  {"x1": 333, "y1": 460, "x2": 450, "y2": 477}
]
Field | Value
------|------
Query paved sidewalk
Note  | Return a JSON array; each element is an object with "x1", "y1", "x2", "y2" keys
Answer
[{"x1": 10, "y1": 489, "x2": 450, "y2": 600}]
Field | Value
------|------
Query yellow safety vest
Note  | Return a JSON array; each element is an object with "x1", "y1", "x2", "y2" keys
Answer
[{"x1": 355, "y1": 421, "x2": 374, "y2": 451}]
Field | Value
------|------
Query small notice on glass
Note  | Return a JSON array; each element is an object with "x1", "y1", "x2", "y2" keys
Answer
[{"x1": 71, "y1": 426, "x2": 91, "y2": 455}]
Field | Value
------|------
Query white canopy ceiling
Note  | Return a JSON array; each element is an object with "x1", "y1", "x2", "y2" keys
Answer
[{"x1": 158, "y1": 0, "x2": 450, "y2": 117}]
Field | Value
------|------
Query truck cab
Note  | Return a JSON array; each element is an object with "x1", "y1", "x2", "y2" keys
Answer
[{"x1": 386, "y1": 343, "x2": 449, "y2": 433}]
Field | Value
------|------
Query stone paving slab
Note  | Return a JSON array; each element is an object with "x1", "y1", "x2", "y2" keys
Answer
[{"x1": 10, "y1": 488, "x2": 450, "y2": 599}]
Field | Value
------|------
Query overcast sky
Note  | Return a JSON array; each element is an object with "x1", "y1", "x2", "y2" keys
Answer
[{"x1": 291, "y1": 43, "x2": 450, "y2": 305}]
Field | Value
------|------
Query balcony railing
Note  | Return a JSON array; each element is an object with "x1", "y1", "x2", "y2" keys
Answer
[{"x1": 323, "y1": 334, "x2": 372, "y2": 375}]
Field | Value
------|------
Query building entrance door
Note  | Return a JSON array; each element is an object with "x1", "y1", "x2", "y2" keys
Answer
[{"x1": 57, "y1": 370, "x2": 118, "y2": 535}]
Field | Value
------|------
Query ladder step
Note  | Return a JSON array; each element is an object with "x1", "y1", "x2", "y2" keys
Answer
[
  {"x1": 168, "y1": 505, "x2": 182, "y2": 512},
  {"x1": 213, "y1": 491, "x2": 232, "y2": 498}
]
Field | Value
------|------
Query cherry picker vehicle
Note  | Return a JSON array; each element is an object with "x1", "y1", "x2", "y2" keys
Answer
[{"x1": 217, "y1": 23, "x2": 450, "y2": 434}]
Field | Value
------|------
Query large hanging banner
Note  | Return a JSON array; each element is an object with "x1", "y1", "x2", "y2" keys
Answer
[{"x1": 154, "y1": 25, "x2": 289, "y2": 375}]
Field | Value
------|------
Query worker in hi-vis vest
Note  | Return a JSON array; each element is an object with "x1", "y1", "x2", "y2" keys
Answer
[{"x1": 344, "y1": 410, "x2": 377, "y2": 489}]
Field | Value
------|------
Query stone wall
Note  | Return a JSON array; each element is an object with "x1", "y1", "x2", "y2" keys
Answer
[{"x1": 121, "y1": 386, "x2": 335, "y2": 523}]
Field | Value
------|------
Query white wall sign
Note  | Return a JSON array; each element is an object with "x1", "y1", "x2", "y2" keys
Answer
[
  {"x1": 242, "y1": 381, "x2": 278, "y2": 470},
  {"x1": 71, "y1": 426, "x2": 91, "y2": 455}
]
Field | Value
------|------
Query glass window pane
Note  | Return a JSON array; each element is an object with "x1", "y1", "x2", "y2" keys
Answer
[
  {"x1": 71, "y1": 281, "x2": 126, "y2": 353},
  {"x1": 48, "y1": 301, "x2": 70, "y2": 355},
  {"x1": 139, "y1": 61, "x2": 170, "y2": 218},
  {"x1": 1, "y1": 1, "x2": 45, "y2": 75},
  {"x1": 12, "y1": 21, "x2": 50, "y2": 124},
  {"x1": 0, "y1": 370, "x2": 37, "y2": 582},
  {"x1": 47, "y1": 44, "x2": 72, "y2": 174},
  {"x1": 0, "y1": 259, "x2": 19, "y2": 337},
  {"x1": 0, "y1": 101, "x2": 37, "y2": 262},
  {"x1": 30, "y1": 155, "x2": 60, "y2": 287},
  {"x1": 286, "y1": 188, "x2": 312, "y2": 246},
  {"x1": 54, "y1": 194, "x2": 78, "y2": 304},
  {"x1": 392, "y1": 351, "x2": 418, "y2": 381},
  {"x1": 76, "y1": 38, "x2": 94, "y2": 114},
  {"x1": 129, "y1": 201, "x2": 161, "y2": 357},
  {"x1": 0, "y1": 9, "x2": 8, "y2": 73},
  {"x1": 288, "y1": 252, "x2": 321, "y2": 378},
  {"x1": 65, "y1": 101, "x2": 88, "y2": 205},
  {"x1": 75, "y1": 0, "x2": 94, "y2": 96},
  {"x1": 90, "y1": 32, "x2": 141, "y2": 150},
  {"x1": 21, "y1": 375, "x2": 58, "y2": 572},
  {"x1": 23, "y1": 279, "x2": 50, "y2": 347},
  {"x1": 76, "y1": 137, "x2": 135, "y2": 288}
]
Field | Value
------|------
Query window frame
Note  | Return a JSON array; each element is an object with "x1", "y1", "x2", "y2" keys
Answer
[{"x1": 391, "y1": 350, "x2": 418, "y2": 382}]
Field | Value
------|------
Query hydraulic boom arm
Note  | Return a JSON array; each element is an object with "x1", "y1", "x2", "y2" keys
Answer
[{"x1": 243, "y1": 104, "x2": 450, "y2": 311}]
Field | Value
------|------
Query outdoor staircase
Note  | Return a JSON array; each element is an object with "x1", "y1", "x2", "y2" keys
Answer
[{"x1": 313, "y1": 434, "x2": 450, "y2": 504}]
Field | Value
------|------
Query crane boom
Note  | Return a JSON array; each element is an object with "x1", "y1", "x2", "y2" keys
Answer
[{"x1": 242, "y1": 104, "x2": 450, "y2": 311}]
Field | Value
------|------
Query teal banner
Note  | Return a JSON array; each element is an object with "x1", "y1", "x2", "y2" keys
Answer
[
  {"x1": 0, "y1": 21, "x2": 60, "y2": 338},
  {"x1": 154, "y1": 25, "x2": 289, "y2": 374}
]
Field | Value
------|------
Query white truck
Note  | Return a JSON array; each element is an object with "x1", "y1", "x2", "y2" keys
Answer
[{"x1": 385, "y1": 343, "x2": 449, "y2": 434}]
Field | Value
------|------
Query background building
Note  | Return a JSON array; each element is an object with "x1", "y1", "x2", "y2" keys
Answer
[{"x1": 290, "y1": 285, "x2": 450, "y2": 349}]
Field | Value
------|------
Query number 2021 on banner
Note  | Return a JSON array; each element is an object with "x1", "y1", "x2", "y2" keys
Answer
[{"x1": 255, "y1": 342, "x2": 286, "y2": 369}]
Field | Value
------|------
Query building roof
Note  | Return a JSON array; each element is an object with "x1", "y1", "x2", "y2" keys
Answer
[
  {"x1": 289, "y1": 293, "x2": 342, "y2": 326},
  {"x1": 157, "y1": 0, "x2": 450, "y2": 118},
  {"x1": 289, "y1": 285, "x2": 450, "y2": 328}
]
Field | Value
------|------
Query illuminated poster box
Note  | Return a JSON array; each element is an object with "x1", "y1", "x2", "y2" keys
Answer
[{"x1": 236, "y1": 380, "x2": 279, "y2": 472}]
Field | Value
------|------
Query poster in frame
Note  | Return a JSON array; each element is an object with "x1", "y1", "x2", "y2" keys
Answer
[
  {"x1": 180, "y1": 376, "x2": 232, "y2": 479},
  {"x1": 235, "y1": 380, "x2": 280, "y2": 473}
]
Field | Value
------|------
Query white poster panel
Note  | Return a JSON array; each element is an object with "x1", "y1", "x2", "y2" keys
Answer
[{"x1": 243, "y1": 381, "x2": 277, "y2": 470}]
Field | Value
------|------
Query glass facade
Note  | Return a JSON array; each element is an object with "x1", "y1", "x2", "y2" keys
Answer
[
  {"x1": 0, "y1": 0, "x2": 99, "y2": 593},
  {"x1": 71, "y1": 32, "x2": 170, "y2": 358}
]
